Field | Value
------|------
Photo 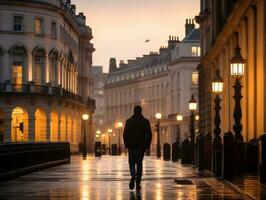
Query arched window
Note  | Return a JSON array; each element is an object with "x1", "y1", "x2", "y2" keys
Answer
[
  {"x1": 9, "y1": 45, "x2": 27, "y2": 91},
  {"x1": 33, "y1": 48, "x2": 45, "y2": 85},
  {"x1": 49, "y1": 50, "x2": 58, "y2": 86}
]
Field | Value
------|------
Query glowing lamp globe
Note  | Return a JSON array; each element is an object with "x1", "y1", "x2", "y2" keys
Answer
[
  {"x1": 230, "y1": 46, "x2": 245, "y2": 79},
  {"x1": 212, "y1": 69, "x2": 224, "y2": 95},
  {"x1": 189, "y1": 95, "x2": 197, "y2": 111}
]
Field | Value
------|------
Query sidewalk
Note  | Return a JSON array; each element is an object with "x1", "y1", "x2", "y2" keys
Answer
[
  {"x1": 0, "y1": 155, "x2": 253, "y2": 199},
  {"x1": 225, "y1": 174, "x2": 266, "y2": 200}
]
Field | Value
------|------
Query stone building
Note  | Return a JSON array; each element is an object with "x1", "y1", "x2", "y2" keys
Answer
[
  {"x1": 0, "y1": 0, "x2": 95, "y2": 152},
  {"x1": 196, "y1": 0, "x2": 266, "y2": 141},
  {"x1": 91, "y1": 66, "x2": 107, "y2": 133},
  {"x1": 104, "y1": 20, "x2": 200, "y2": 150}
]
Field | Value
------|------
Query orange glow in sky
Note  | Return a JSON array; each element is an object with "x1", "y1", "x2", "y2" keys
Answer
[{"x1": 72, "y1": 0, "x2": 199, "y2": 72}]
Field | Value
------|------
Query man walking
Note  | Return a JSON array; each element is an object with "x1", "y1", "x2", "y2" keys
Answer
[{"x1": 123, "y1": 105, "x2": 152, "y2": 190}]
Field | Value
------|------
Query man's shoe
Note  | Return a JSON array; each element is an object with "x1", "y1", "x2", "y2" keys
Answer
[
  {"x1": 129, "y1": 177, "x2": 135, "y2": 190},
  {"x1": 136, "y1": 184, "x2": 141, "y2": 190}
]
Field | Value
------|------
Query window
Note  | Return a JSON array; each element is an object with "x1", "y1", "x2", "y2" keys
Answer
[
  {"x1": 34, "y1": 50, "x2": 45, "y2": 85},
  {"x1": 51, "y1": 21, "x2": 56, "y2": 38},
  {"x1": 35, "y1": 18, "x2": 43, "y2": 34},
  {"x1": 12, "y1": 55, "x2": 24, "y2": 86},
  {"x1": 14, "y1": 16, "x2": 23, "y2": 32},
  {"x1": 10, "y1": 46, "x2": 26, "y2": 91},
  {"x1": 50, "y1": 52, "x2": 58, "y2": 86},
  {"x1": 192, "y1": 46, "x2": 201, "y2": 57},
  {"x1": 192, "y1": 71, "x2": 199, "y2": 85}
]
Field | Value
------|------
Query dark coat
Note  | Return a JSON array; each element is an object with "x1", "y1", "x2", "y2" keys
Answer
[{"x1": 123, "y1": 113, "x2": 152, "y2": 149}]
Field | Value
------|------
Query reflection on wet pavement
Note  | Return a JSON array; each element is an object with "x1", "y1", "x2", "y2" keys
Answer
[{"x1": 0, "y1": 155, "x2": 251, "y2": 199}]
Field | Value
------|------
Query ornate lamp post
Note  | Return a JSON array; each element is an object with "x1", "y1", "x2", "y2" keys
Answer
[
  {"x1": 117, "y1": 121, "x2": 123, "y2": 155},
  {"x1": 212, "y1": 69, "x2": 224, "y2": 176},
  {"x1": 176, "y1": 115, "x2": 183, "y2": 143},
  {"x1": 107, "y1": 129, "x2": 113, "y2": 155},
  {"x1": 82, "y1": 113, "x2": 89, "y2": 159},
  {"x1": 230, "y1": 46, "x2": 245, "y2": 141},
  {"x1": 212, "y1": 69, "x2": 224, "y2": 142},
  {"x1": 189, "y1": 95, "x2": 197, "y2": 164},
  {"x1": 155, "y1": 112, "x2": 162, "y2": 158}
]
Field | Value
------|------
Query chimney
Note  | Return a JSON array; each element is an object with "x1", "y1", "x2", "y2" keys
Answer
[
  {"x1": 71, "y1": 5, "x2": 76, "y2": 15},
  {"x1": 185, "y1": 18, "x2": 195, "y2": 36},
  {"x1": 168, "y1": 35, "x2": 179, "y2": 49},
  {"x1": 109, "y1": 58, "x2": 117, "y2": 73}
]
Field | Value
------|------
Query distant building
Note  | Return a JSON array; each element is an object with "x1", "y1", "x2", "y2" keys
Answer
[
  {"x1": 104, "y1": 19, "x2": 200, "y2": 150},
  {"x1": 196, "y1": 0, "x2": 266, "y2": 141},
  {"x1": 91, "y1": 66, "x2": 108, "y2": 133},
  {"x1": 0, "y1": 0, "x2": 95, "y2": 152}
]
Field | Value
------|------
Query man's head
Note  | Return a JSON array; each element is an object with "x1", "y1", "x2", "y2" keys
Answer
[{"x1": 134, "y1": 105, "x2": 142, "y2": 114}]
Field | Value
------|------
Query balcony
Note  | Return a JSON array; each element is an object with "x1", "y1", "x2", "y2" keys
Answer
[{"x1": 0, "y1": 83, "x2": 83, "y2": 103}]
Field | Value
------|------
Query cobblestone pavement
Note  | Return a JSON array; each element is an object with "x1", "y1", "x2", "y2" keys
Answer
[{"x1": 0, "y1": 155, "x2": 251, "y2": 200}]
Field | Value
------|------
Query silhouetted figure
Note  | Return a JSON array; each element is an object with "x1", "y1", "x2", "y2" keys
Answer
[
  {"x1": 123, "y1": 105, "x2": 152, "y2": 190},
  {"x1": 0, "y1": 130, "x2": 3, "y2": 142}
]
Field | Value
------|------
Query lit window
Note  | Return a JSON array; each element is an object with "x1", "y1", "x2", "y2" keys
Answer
[
  {"x1": 99, "y1": 91, "x2": 103, "y2": 94},
  {"x1": 192, "y1": 71, "x2": 198, "y2": 84},
  {"x1": 192, "y1": 46, "x2": 201, "y2": 57},
  {"x1": 14, "y1": 16, "x2": 23, "y2": 32},
  {"x1": 51, "y1": 21, "x2": 56, "y2": 38},
  {"x1": 35, "y1": 18, "x2": 43, "y2": 34}
]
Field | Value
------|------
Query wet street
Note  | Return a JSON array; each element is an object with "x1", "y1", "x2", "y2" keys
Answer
[{"x1": 0, "y1": 155, "x2": 251, "y2": 200}]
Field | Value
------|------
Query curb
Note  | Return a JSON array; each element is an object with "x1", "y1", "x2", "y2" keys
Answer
[{"x1": 224, "y1": 180, "x2": 256, "y2": 200}]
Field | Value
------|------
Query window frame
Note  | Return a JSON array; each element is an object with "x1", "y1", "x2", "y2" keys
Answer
[
  {"x1": 35, "y1": 17, "x2": 43, "y2": 35},
  {"x1": 51, "y1": 21, "x2": 57, "y2": 38},
  {"x1": 13, "y1": 15, "x2": 24, "y2": 32}
]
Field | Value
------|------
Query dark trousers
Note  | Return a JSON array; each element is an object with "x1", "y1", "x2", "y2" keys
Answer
[{"x1": 128, "y1": 147, "x2": 145, "y2": 183}]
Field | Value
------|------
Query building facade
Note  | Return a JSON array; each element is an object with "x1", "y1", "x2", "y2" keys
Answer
[
  {"x1": 91, "y1": 66, "x2": 107, "y2": 133},
  {"x1": 0, "y1": 0, "x2": 95, "y2": 152},
  {"x1": 104, "y1": 20, "x2": 200, "y2": 150},
  {"x1": 196, "y1": 0, "x2": 266, "y2": 141}
]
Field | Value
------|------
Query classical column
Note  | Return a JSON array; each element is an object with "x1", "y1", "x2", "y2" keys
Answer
[
  {"x1": 45, "y1": 55, "x2": 49, "y2": 83},
  {"x1": 3, "y1": 53, "x2": 9, "y2": 81},
  {"x1": 46, "y1": 114, "x2": 51, "y2": 141},
  {"x1": 65, "y1": 116, "x2": 68, "y2": 142},
  {"x1": 61, "y1": 61, "x2": 64, "y2": 88},
  {"x1": 58, "y1": 118, "x2": 61, "y2": 141},
  {"x1": 28, "y1": 112, "x2": 35, "y2": 142},
  {"x1": 57, "y1": 60, "x2": 60, "y2": 85},
  {"x1": 71, "y1": 120, "x2": 74, "y2": 144},
  {"x1": 3, "y1": 115, "x2": 12, "y2": 142},
  {"x1": 27, "y1": 53, "x2": 33, "y2": 82}
]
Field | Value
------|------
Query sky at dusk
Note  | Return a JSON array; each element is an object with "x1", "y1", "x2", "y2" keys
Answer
[{"x1": 72, "y1": 0, "x2": 200, "y2": 72}]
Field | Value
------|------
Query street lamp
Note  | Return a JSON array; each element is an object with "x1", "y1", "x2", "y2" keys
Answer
[
  {"x1": 230, "y1": 46, "x2": 245, "y2": 141},
  {"x1": 212, "y1": 69, "x2": 224, "y2": 177},
  {"x1": 117, "y1": 121, "x2": 123, "y2": 155},
  {"x1": 176, "y1": 114, "x2": 183, "y2": 143},
  {"x1": 82, "y1": 113, "x2": 89, "y2": 159},
  {"x1": 108, "y1": 129, "x2": 113, "y2": 155},
  {"x1": 212, "y1": 69, "x2": 224, "y2": 142},
  {"x1": 189, "y1": 95, "x2": 197, "y2": 164},
  {"x1": 155, "y1": 112, "x2": 162, "y2": 158}
]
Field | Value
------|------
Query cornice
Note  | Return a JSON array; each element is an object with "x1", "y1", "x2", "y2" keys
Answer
[{"x1": 201, "y1": 0, "x2": 251, "y2": 65}]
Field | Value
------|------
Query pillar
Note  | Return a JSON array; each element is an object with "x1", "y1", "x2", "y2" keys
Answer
[
  {"x1": 57, "y1": 60, "x2": 61, "y2": 85},
  {"x1": 58, "y1": 117, "x2": 61, "y2": 141},
  {"x1": 3, "y1": 115, "x2": 12, "y2": 142},
  {"x1": 45, "y1": 55, "x2": 49, "y2": 83},
  {"x1": 3, "y1": 53, "x2": 9, "y2": 81},
  {"x1": 28, "y1": 113, "x2": 35, "y2": 142},
  {"x1": 65, "y1": 115, "x2": 68, "y2": 142},
  {"x1": 46, "y1": 114, "x2": 51, "y2": 141},
  {"x1": 27, "y1": 53, "x2": 33, "y2": 82}
]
